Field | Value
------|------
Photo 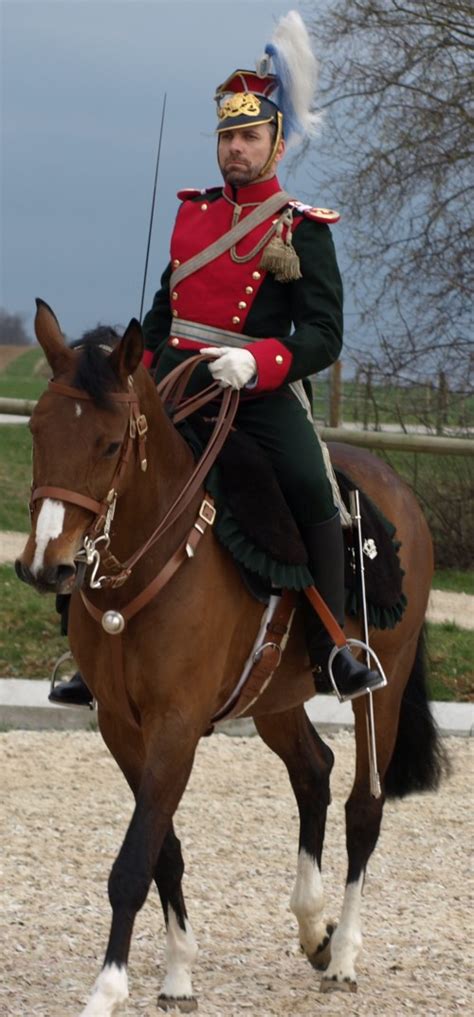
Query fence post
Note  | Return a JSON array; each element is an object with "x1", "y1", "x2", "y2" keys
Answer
[
  {"x1": 353, "y1": 368, "x2": 361, "y2": 422},
  {"x1": 329, "y1": 361, "x2": 342, "y2": 427},
  {"x1": 436, "y1": 370, "x2": 449, "y2": 435},
  {"x1": 362, "y1": 365, "x2": 372, "y2": 430}
]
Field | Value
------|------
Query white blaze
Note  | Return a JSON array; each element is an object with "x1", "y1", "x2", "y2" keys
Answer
[{"x1": 32, "y1": 499, "x2": 65, "y2": 575}]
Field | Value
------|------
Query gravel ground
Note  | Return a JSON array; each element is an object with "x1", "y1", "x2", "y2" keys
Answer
[{"x1": 1, "y1": 729, "x2": 472, "y2": 1017}]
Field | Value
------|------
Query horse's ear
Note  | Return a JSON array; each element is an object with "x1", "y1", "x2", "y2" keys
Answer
[
  {"x1": 109, "y1": 318, "x2": 144, "y2": 379},
  {"x1": 34, "y1": 299, "x2": 73, "y2": 374}
]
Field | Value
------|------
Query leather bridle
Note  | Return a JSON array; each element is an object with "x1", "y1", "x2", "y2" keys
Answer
[
  {"x1": 30, "y1": 355, "x2": 239, "y2": 596},
  {"x1": 30, "y1": 378, "x2": 148, "y2": 544}
]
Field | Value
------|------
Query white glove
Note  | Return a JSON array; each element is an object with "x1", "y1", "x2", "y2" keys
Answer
[{"x1": 206, "y1": 346, "x2": 257, "y2": 390}]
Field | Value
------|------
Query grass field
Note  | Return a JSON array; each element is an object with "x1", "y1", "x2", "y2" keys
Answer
[
  {"x1": 0, "y1": 564, "x2": 65, "y2": 679},
  {"x1": 0, "y1": 346, "x2": 48, "y2": 401},
  {"x1": 0, "y1": 426, "x2": 32, "y2": 531},
  {"x1": 431, "y1": 570, "x2": 474, "y2": 595}
]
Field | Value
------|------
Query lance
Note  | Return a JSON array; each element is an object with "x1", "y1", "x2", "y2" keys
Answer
[{"x1": 139, "y1": 92, "x2": 168, "y2": 323}]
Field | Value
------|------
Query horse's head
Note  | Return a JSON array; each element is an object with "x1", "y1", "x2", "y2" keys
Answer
[{"x1": 15, "y1": 299, "x2": 145, "y2": 594}]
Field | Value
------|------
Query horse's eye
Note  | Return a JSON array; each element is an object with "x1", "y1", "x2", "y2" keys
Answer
[{"x1": 103, "y1": 441, "x2": 121, "y2": 458}]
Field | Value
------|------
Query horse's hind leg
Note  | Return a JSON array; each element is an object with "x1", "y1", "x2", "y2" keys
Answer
[
  {"x1": 321, "y1": 640, "x2": 418, "y2": 993},
  {"x1": 255, "y1": 706, "x2": 335, "y2": 969},
  {"x1": 154, "y1": 824, "x2": 198, "y2": 1012}
]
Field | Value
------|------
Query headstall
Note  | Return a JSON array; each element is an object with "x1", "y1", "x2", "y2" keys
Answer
[{"x1": 30, "y1": 357, "x2": 239, "y2": 624}]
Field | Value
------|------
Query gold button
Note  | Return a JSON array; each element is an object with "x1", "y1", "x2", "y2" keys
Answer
[
  {"x1": 238, "y1": 301, "x2": 247, "y2": 310},
  {"x1": 172, "y1": 291, "x2": 178, "y2": 300},
  {"x1": 172, "y1": 259, "x2": 180, "y2": 268},
  {"x1": 252, "y1": 271, "x2": 261, "y2": 280},
  {"x1": 201, "y1": 203, "x2": 208, "y2": 211},
  {"x1": 245, "y1": 286, "x2": 254, "y2": 295},
  {"x1": 232, "y1": 316, "x2": 241, "y2": 325},
  {"x1": 172, "y1": 309, "x2": 178, "y2": 317},
  {"x1": 275, "y1": 354, "x2": 284, "y2": 365},
  {"x1": 170, "y1": 337, "x2": 180, "y2": 346}
]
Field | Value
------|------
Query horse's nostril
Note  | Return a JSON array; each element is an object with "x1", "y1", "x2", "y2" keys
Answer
[
  {"x1": 15, "y1": 559, "x2": 31, "y2": 584},
  {"x1": 15, "y1": 562, "x2": 76, "y2": 593}
]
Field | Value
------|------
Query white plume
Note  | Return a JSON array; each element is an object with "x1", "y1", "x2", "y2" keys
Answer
[{"x1": 258, "y1": 10, "x2": 322, "y2": 147}]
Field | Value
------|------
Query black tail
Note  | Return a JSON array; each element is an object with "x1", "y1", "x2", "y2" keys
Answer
[{"x1": 384, "y1": 626, "x2": 450, "y2": 799}]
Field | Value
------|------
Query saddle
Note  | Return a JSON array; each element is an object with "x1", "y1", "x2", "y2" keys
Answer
[{"x1": 181, "y1": 414, "x2": 406, "y2": 630}]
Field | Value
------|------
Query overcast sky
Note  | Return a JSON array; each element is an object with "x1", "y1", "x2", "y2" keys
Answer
[{"x1": 1, "y1": 0, "x2": 344, "y2": 340}]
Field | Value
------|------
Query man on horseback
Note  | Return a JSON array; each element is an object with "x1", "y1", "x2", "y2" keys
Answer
[{"x1": 50, "y1": 11, "x2": 384, "y2": 706}]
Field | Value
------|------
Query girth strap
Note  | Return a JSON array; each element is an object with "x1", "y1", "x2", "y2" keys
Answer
[{"x1": 211, "y1": 590, "x2": 296, "y2": 725}]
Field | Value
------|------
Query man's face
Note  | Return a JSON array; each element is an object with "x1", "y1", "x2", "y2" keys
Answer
[{"x1": 217, "y1": 124, "x2": 282, "y2": 187}]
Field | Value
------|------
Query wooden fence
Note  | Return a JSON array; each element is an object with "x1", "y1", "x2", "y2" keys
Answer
[
  {"x1": 314, "y1": 363, "x2": 473, "y2": 436},
  {"x1": 1, "y1": 395, "x2": 473, "y2": 456}
]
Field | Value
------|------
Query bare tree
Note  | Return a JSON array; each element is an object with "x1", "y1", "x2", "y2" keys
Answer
[
  {"x1": 304, "y1": 0, "x2": 473, "y2": 391},
  {"x1": 0, "y1": 308, "x2": 31, "y2": 346}
]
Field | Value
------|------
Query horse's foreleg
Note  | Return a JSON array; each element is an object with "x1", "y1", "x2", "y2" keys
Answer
[
  {"x1": 80, "y1": 717, "x2": 199, "y2": 1017},
  {"x1": 154, "y1": 825, "x2": 198, "y2": 1012},
  {"x1": 255, "y1": 707, "x2": 335, "y2": 968}
]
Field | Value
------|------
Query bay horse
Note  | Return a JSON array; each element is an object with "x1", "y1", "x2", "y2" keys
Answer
[{"x1": 16, "y1": 301, "x2": 444, "y2": 1016}]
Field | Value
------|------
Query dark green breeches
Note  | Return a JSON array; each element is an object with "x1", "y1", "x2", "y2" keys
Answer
[
  {"x1": 156, "y1": 350, "x2": 336, "y2": 530},
  {"x1": 234, "y1": 389, "x2": 336, "y2": 528}
]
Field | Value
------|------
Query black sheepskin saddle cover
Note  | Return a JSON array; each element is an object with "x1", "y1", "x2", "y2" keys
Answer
[{"x1": 182, "y1": 421, "x2": 406, "y2": 629}]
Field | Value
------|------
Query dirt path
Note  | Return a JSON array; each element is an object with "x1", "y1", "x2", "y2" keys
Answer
[
  {"x1": 0, "y1": 346, "x2": 28, "y2": 372},
  {"x1": 1, "y1": 730, "x2": 472, "y2": 1016}
]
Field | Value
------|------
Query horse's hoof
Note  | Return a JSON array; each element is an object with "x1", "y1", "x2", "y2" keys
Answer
[
  {"x1": 306, "y1": 922, "x2": 336, "y2": 971},
  {"x1": 158, "y1": 994, "x2": 198, "y2": 1013},
  {"x1": 320, "y1": 975, "x2": 357, "y2": 994}
]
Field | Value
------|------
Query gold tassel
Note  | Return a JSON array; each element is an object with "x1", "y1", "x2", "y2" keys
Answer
[{"x1": 259, "y1": 209, "x2": 302, "y2": 283}]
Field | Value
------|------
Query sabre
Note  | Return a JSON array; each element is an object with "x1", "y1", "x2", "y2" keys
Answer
[
  {"x1": 139, "y1": 92, "x2": 168, "y2": 323},
  {"x1": 349, "y1": 489, "x2": 387, "y2": 799}
]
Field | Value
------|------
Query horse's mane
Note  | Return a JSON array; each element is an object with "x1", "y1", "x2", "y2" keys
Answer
[{"x1": 71, "y1": 325, "x2": 121, "y2": 409}]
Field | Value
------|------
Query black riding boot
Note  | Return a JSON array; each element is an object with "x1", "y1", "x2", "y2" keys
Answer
[
  {"x1": 302, "y1": 513, "x2": 385, "y2": 701},
  {"x1": 50, "y1": 594, "x2": 93, "y2": 706},
  {"x1": 49, "y1": 671, "x2": 93, "y2": 706}
]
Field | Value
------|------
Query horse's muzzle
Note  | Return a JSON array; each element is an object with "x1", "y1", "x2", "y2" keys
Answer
[{"x1": 15, "y1": 559, "x2": 77, "y2": 594}]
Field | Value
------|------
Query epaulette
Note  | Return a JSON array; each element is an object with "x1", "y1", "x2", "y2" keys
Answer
[
  {"x1": 289, "y1": 200, "x2": 340, "y2": 224},
  {"x1": 177, "y1": 187, "x2": 222, "y2": 202}
]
